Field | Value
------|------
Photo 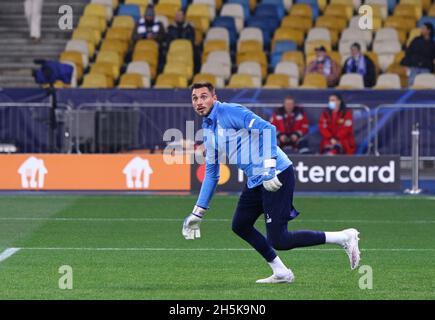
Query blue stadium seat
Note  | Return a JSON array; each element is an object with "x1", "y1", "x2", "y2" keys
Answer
[
  {"x1": 295, "y1": 0, "x2": 318, "y2": 19},
  {"x1": 270, "y1": 41, "x2": 297, "y2": 68},
  {"x1": 261, "y1": 0, "x2": 287, "y2": 15},
  {"x1": 212, "y1": 17, "x2": 238, "y2": 47},
  {"x1": 117, "y1": 4, "x2": 141, "y2": 23},
  {"x1": 387, "y1": 0, "x2": 397, "y2": 14},
  {"x1": 255, "y1": 3, "x2": 284, "y2": 20},
  {"x1": 228, "y1": 0, "x2": 251, "y2": 19},
  {"x1": 246, "y1": 18, "x2": 278, "y2": 48}
]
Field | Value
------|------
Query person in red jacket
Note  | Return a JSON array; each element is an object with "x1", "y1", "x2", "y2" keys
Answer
[
  {"x1": 270, "y1": 96, "x2": 310, "y2": 154},
  {"x1": 318, "y1": 94, "x2": 356, "y2": 155}
]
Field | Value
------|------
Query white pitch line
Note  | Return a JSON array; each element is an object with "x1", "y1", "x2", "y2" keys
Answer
[
  {"x1": 0, "y1": 217, "x2": 434, "y2": 224},
  {"x1": 18, "y1": 247, "x2": 435, "y2": 252},
  {"x1": 0, "y1": 247, "x2": 21, "y2": 263}
]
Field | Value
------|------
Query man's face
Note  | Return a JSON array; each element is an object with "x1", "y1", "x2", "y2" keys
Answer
[
  {"x1": 192, "y1": 87, "x2": 216, "y2": 117},
  {"x1": 421, "y1": 25, "x2": 430, "y2": 38},
  {"x1": 284, "y1": 98, "x2": 295, "y2": 113},
  {"x1": 351, "y1": 46, "x2": 360, "y2": 58},
  {"x1": 175, "y1": 11, "x2": 184, "y2": 24}
]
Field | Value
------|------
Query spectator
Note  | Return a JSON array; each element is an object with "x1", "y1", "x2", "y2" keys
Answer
[
  {"x1": 136, "y1": 5, "x2": 166, "y2": 44},
  {"x1": 167, "y1": 10, "x2": 195, "y2": 45},
  {"x1": 318, "y1": 94, "x2": 356, "y2": 155},
  {"x1": 270, "y1": 96, "x2": 310, "y2": 154},
  {"x1": 24, "y1": 0, "x2": 44, "y2": 44},
  {"x1": 401, "y1": 22, "x2": 435, "y2": 86},
  {"x1": 306, "y1": 46, "x2": 341, "y2": 87},
  {"x1": 342, "y1": 42, "x2": 376, "y2": 87}
]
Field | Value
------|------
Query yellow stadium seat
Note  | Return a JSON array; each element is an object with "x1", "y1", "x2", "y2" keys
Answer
[
  {"x1": 72, "y1": 29, "x2": 98, "y2": 55},
  {"x1": 324, "y1": 4, "x2": 353, "y2": 21},
  {"x1": 155, "y1": 3, "x2": 179, "y2": 22},
  {"x1": 192, "y1": 73, "x2": 218, "y2": 87},
  {"x1": 202, "y1": 40, "x2": 228, "y2": 63},
  {"x1": 227, "y1": 74, "x2": 256, "y2": 88},
  {"x1": 84, "y1": 3, "x2": 107, "y2": 20},
  {"x1": 238, "y1": 40, "x2": 263, "y2": 53},
  {"x1": 160, "y1": 0, "x2": 182, "y2": 8},
  {"x1": 132, "y1": 51, "x2": 158, "y2": 78},
  {"x1": 301, "y1": 73, "x2": 327, "y2": 88},
  {"x1": 106, "y1": 27, "x2": 132, "y2": 42},
  {"x1": 272, "y1": 28, "x2": 305, "y2": 48},
  {"x1": 264, "y1": 74, "x2": 291, "y2": 88},
  {"x1": 249, "y1": 0, "x2": 256, "y2": 11},
  {"x1": 407, "y1": 28, "x2": 421, "y2": 47},
  {"x1": 118, "y1": 73, "x2": 144, "y2": 88},
  {"x1": 163, "y1": 61, "x2": 193, "y2": 80},
  {"x1": 281, "y1": 51, "x2": 305, "y2": 75},
  {"x1": 78, "y1": 15, "x2": 107, "y2": 32},
  {"x1": 96, "y1": 50, "x2": 122, "y2": 67},
  {"x1": 304, "y1": 40, "x2": 332, "y2": 55},
  {"x1": 91, "y1": 61, "x2": 120, "y2": 80},
  {"x1": 60, "y1": 51, "x2": 84, "y2": 79},
  {"x1": 315, "y1": 16, "x2": 347, "y2": 33},
  {"x1": 365, "y1": 51, "x2": 381, "y2": 76},
  {"x1": 384, "y1": 16, "x2": 416, "y2": 33},
  {"x1": 166, "y1": 53, "x2": 193, "y2": 70},
  {"x1": 125, "y1": 0, "x2": 148, "y2": 6},
  {"x1": 289, "y1": 4, "x2": 313, "y2": 20},
  {"x1": 318, "y1": 0, "x2": 327, "y2": 12},
  {"x1": 134, "y1": 39, "x2": 159, "y2": 55},
  {"x1": 101, "y1": 39, "x2": 128, "y2": 57},
  {"x1": 186, "y1": 4, "x2": 211, "y2": 33},
  {"x1": 281, "y1": 16, "x2": 312, "y2": 33},
  {"x1": 394, "y1": 4, "x2": 422, "y2": 20},
  {"x1": 112, "y1": 16, "x2": 135, "y2": 31},
  {"x1": 155, "y1": 73, "x2": 188, "y2": 88},
  {"x1": 429, "y1": 4, "x2": 435, "y2": 16},
  {"x1": 82, "y1": 73, "x2": 112, "y2": 88},
  {"x1": 236, "y1": 51, "x2": 268, "y2": 78},
  {"x1": 386, "y1": 63, "x2": 408, "y2": 88},
  {"x1": 169, "y1": 39, "x2": 194, "y2": 57}
]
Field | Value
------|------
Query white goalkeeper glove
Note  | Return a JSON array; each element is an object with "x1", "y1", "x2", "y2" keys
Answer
[
  {"x1": 262, "y1": 158, "x2": 282, "y2": 192},
  {"x1": 182, "y1": 206, "x2": 206, "y2": 240}
]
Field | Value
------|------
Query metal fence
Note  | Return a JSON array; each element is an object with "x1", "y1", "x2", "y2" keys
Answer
[
  {"x1": 374, "y1": 104, "x2": 435, "y2": 160},
  {"x1": 0, "y1": 101, "x2": 378, "y2": 156}
]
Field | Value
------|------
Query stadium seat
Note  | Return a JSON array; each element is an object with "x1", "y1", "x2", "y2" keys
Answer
[
  {"x1": 84, "y1": 3, "x2": 112, "y2": 21},
  {"x1": 96, "y1": 50, "x2": 122, "y2": 68},
  {"x1": 289, "y1": 4, "x2": 313, "y2": 20},
  {"x1": 264, "y1": 73, "x2": 291, "y2": 88},
  {"x1": 238, "y1": 39, "x2": 263, "y2": 53},
  {"x1": 306, "y1": 27, "x2": 331, "y2": 44},
  {"x1": 324, "y1": 4, "x2": 353, "y2": 20},
  {"x1": 220, "y1": 3, "x2": 245, "y2": 33},
  {"x1": 102, "y1": 39, "x2": 128, "y2": 58},
  {"x1": 365, "y1": 51, "x2": 381, "y2": 76},
  {"x1": 347, "y1": 18, "x2": 374, "y2": 45},
  {"x1": 60, "y1": 51, "x2": 84, "y2": 79},
  {"x1": 91, "y1": 61, "x2": 120, "y2": 80},
  {"x1": 132, "y1": 51, "x2": 158, "y2": 78},
  {"x1": 163, "y1": 61, "x2": 193, "y2": 80},
  {"x1": 255, "y1": 3, "x2": 285, "y2": 20},
  {"x1": 205, "y1": 27, "x2": 230, "y2": 46},
  {"x1": 193, "y1": 73, "x2": 220, "y2": 87},
  {"x1": 429, "y1": 4, "x2": 435, "y2": 17},
  {"x1": 373, "y1": 40, "x2": 402, "y2": 71},
  {"x1": 126, "y1": 61, "x2": 151, "y2": 87},
  {"x1": 117, "y1": 4, "x2": 141, "y2": 22},
  {"x1": 92, "y1": 0, "x2": 119, "y2": 10},
  {"x1": 374, "y1": 28, "x2": 400, "y2": 44},
  {"x1": 281, "y1": 16, "x2": 312, "y2": 34},
  {"x1": 238, "y1": 61, "x2": 263, "y2": 85},
  {"x1": 386, "y1": 63, "x2": 408, "y2": 88},
  {"x1": 239, "y1": 28, "x2": 264, "y2": 48},
  {"x1": 336, "y1": 73, "x2": 365, "y2": 89},
  {"x1": 365, "y1": 0, "x2": 388, "y2": 19},
  {"x1": 212, "y1": 17, "x2": 238, "y2": 46},
  {"x1": 411, "y1": 73, "x2": 435, "y2": 89},
  {"x1": 236, "y1": 51, "x2": 268, "y2": 78},
  {"x1": 301, "y1": 73, "x2": 327, "y2": 88},
  {"x1": 274, "y1": 61, "x2": 300, "y2": 86},
  {"x1": 206, "y1": 51, "x2": 232, "y2": 71},
  {"x1": 81, "y1": 73, "x2": 113, "y2": 88},
  {"x1": 315, "y1": 16, "x2": 347, "y2": 34},
  {"x1": 65, "y1": 40, "x2": 89, "y2": 65},
  {"x1": 155, "y1": 3, "x2": 179, "y2": 22},
  {"x1": 281, "y1": 51, "x2": 305, "y2": 76},
  {"x1": 106, "y1": 27, "x2": 132, "y2": 42},
  {"x1": 202, "y1": 40, "x2": 228, "y2": 62},
  {"x1": 72, "y1": 27, "x2": 101, "y2": 47},
  {"x1": 272, "y1": 28, "x2": 305, "y2": 48},
  {"x1": 193, "y1": 0, "x2": 217, "y2": 20},
  {"x1": 78, "y1": 15, "x2": 107, "y2": 33},
  {"x1": 118, "y1": 73, "x2": 145, "y2": 88},
  {"x1": 227, "y1": 74, "x2": 257, "y2": 88},
  {"x1": 135, "y1": 39, "x2": 159, "y2": 56},
  {"x1": 112, "y1": 16, "x2": 135, "y2": 32},
  {"x1": 245, "y1": 18, "x2": 277, "y2": 47},
  {"x1": 186, "y1": 3, "x2": 211, "y2": 33},
  {"x1": 168, "y1": 39, "x2": 193, "y2": 57},
  {"x1": 394, "y1": 4, "x2": 422, "y2": 20},
  {"x1": 293, "y1": 0, "x2": 318, "y2": 19},
  {"x1": 270, "y1": 40, "x2": 297, "y2": 68},
  {"x1": 155, "y1": 74, "x2": 188, "y2": 88},
  {"x1": 373, "y1": 73, "x2": 402, "y2": 89},
  {"x1": 200, "y1": 61, "x2": 230, "y2": 82}
]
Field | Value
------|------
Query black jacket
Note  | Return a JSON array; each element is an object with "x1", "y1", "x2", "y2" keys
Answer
[
  {"x1": 401, "y1": 36, "x2": 435, "y2": 72},
  {"x1": 167, "y1": 22, "x2": 195, "y2": 45},
  {"x1": 342, "y1": 54, "x2": 376, "y2": 87}
]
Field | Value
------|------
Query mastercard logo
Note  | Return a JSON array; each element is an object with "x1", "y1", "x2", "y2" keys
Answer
[{"x1": 196, "y1": 164, "x2": 231, "y2": 185}]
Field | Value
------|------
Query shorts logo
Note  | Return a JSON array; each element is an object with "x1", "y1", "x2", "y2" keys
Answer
[{"x1": 266, "y1": 214, "x2": 272, "y2": 224}]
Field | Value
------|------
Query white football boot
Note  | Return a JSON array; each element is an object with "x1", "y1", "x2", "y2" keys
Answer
[
  {"x1": 256, "y1": 269, "x2": 295, "y2": 284},
  {"x1": 341, "y1": 228, "x2": 361, "y2": 270}
]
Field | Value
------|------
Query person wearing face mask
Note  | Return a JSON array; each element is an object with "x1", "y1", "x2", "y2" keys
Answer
[
  {"x1": 167, "y1": 10, "x2": 195, "y2": 45},
  {"x1": 318, "y1": 94, "x2": 356, "y2": 155},
  {"x1": 306, "y1": 46, "x2": 341, "y2": 87}
]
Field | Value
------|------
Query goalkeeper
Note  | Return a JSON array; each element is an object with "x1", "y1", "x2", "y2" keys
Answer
[{"x1": 182, "y1": 82, "x2": 360, "y2": 283}]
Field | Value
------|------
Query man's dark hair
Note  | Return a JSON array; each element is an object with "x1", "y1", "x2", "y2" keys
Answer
[
  {"x1": 191, "y1": 82, "x2": 215, "y2": 94},
  {"x1": 423, "y1": 22, "x2": 434, "y2": 39},
  {"x1": 351, "y1": 42, "x2": 361, "y2": 51}
]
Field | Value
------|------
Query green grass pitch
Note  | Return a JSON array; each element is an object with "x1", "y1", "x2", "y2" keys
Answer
[{"x1": 0, "y1": 195, "x2": 434, "y2": 300}]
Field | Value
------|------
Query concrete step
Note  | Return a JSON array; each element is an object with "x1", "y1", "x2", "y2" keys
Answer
[
  {"x1": 0, "y1": 38, "x2": 67, "y2": 45},
  {"x1": 0, "y1": 2, "x2": 87, "y2": 15},
  {"x1": 0, "y1": 51, "x2": 60, "y2": 59},
  {"x1": 0, "y1": 44, "x2": 66, "y2": 53},
  {"x1": 0, "y1": 69, "x2": 34, "y2": 77}
]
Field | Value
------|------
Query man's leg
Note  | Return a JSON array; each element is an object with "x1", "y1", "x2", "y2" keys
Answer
[
  {"x1": 263, "y1": 165, "x2": 360, "y2": 269},
  {"x1": 232, "y1": 184, "x2": 293, "y2": 282}
]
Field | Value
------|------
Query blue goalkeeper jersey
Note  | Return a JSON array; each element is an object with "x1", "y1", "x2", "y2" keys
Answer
[{"x1": 196, "y1": 101, "x2": 292, "y2": 209}]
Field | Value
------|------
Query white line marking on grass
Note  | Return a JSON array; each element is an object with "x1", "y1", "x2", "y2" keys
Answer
[
  {"x1": 0, "y1": 217, "x2": 434, "y2": 224},
  {"x1": 0, "y1": 248, "x2": 21, "y2": 263},
  {"x1": 19, "y1": 247, "x2": 435, "y2": 252}
]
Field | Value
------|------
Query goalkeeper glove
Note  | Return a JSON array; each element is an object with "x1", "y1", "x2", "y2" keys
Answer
[
  {"x1": 182, "y1": 206, "x2": 206, "y2": 240},
  {"x1": 262, "y1": 159, "x2": 282, "y2": 192}
]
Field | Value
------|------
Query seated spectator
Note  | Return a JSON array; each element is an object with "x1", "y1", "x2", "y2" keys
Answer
[
  {"x1": 401, "y1": 22, "x2": 435, "y2": 86},
  {"x1": 167, "y1": 10, "x2": 195, "y2": 45},
  {"x1": 342, "y1": 42, "x2": 376, "y2": 87},
  {"x1": 136, "y1": 5, "x2": 166, "y2": 44},
  {"x1": 306, "y1": 46, "x2": 341, "y2": 87},
  {"x1": 318, "y1": 94, "x2": 356, "y2": 155},
  {"x1": 270, "y1": 96, "x2": 310, "y2": 154}
]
